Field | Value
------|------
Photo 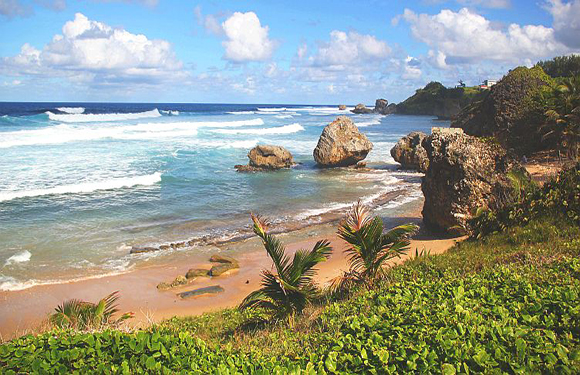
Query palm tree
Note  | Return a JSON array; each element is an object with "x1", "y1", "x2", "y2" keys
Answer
[
  {"x1": 330, "y1": 202, "x2": 418, "y2": 295},
  {"x1": 542, "y1": 76, "x2": 580, "y2": 160},
  {"x1": 239, "y1": 214, "x2": 332, "y2": 322},
  {"x1": 50, "y1": 291, "x2": 134, "y2": 330}
]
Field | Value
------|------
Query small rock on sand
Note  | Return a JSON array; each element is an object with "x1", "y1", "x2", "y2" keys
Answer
[{"x1": 178, "y1": 285, "x2": 225, "y2": 299}]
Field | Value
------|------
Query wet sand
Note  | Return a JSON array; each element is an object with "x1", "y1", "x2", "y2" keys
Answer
[{"x1": 0, "y1": 198, "x2": 463, "y2": 341}]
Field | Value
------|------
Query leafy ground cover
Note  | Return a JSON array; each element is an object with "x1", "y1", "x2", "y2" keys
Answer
[{"x1": 2, "y1": 167, "x2": 580, "y2": 374}]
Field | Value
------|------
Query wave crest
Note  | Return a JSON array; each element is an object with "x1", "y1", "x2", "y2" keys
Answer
[
  {"x1": 56, "y1": 107, "x2": 85, "y2": 114},
  {"x1": 212, "y1": 123, "x2": 304, "y2": 135},
  {"x1": 46, "y1": 109, "x2": 162, "y2": 123}
]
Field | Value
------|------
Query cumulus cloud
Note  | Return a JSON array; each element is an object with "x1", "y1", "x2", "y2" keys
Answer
[
  {"x1": 1, "y1": 13, "x2": 185, "y2": 86},
  {"x1": 311, "y1": 31, "x2": 391, "y2": 67},
  {"x1": 547, "y1": 0, "x2": 580, "y2": 49},
  {"x1": 221, "y1": 12, "x2": 276, "y2": 62},
  {"x1": 456, "y1": 0, "x2": 510, "y2": 8},
  {"x1": 399, "y1": 7, "x2": 572, "y2": 68},
  {"x1": 194, "y1": 5, "x2": 225, "y2": 36}
]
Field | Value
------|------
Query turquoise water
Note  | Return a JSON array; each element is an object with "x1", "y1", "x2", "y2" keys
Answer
[{"x1": 0, "y1": 103, "x2": 444, "y2": 290}]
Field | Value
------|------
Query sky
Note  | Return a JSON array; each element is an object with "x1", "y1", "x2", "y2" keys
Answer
[{"x1": 0, "y1": 0, "x2": 579, "y2": 104}]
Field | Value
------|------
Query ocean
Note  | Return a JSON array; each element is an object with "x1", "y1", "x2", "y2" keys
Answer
[{"x1": 0, "y1": 102, "x2": 445, "y2": 291}]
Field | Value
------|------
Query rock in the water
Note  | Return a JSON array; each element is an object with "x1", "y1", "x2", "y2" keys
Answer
[
  {"x1": 210, "y1": 263, "x2": 238, "y2": 276},
  {"x1": 235, "y1": 145, "x2": 294, "y2": 172},
  {"x1": 338, "y1": 104, "x2": 347, "y2": 110},
  {"x1": 313, "y1": 116, "x2": 373, "y2": 167},
  {"x1": 185, "y1": 268, "x2": 210, "y2": 279},
  {"x1": 351, "y1": 103, "x2": 373, "y2": 114},
  {"x1": 373, "y1": 99, "x2": 396, "y2": 115},
  {"x1": 130, "y1": 246, "x2": 158, "y2": 254},
  {"x1": 421, "y1": 128, "x2": 528, "y2": 235},
  {"x1": 178, "y1": 285, "x2": 224, "y2": 299},
  {"x1": 390, "y1": 132, "x2": 429, "y2": 172}
]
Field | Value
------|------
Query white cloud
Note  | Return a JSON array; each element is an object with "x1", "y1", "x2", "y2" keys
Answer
[
  {"x1": 1, "y1": 13, "x2": 185, "y2": 86},
  {"x1": 456, "y1": 0, "x2": 511, "y2": 8},
  {"x1": 400, "y1": 7, "x2": 573, "y2": 68},
  {"x1": 221, "y1": 12, "x2": 276, "y2": 62},
  {"x1": 194, "y1": 6, "x2": 224, "y2": 36},
  {"x1": 310, "y1": 30, "x2": 391, "y2": 67},
  {"x1": 403, "y1": 56, "x2": 422, "y2": 80},
  {"x1": 547, "y1": 0, "x2": 580, "y2": 49}
]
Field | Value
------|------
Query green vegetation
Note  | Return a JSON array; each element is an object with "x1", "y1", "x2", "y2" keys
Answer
[
  {"x1": 396, "y1": 81, "x2": 487, "y2": 119},
  {"x1": 537, "y1": 55, "x2": 580, "y2": 78},
  {"x1": 50, "y1": 291, "x2": 134, "y2": 331},
  {"x1": 330, "y1": 202, "x2": 417, "y2": 295},
  {"x1": 2, "y1": 165, "x2": 580, "y2": 373},
  {"x1": 239, "y1": 214, "x2": 332, "y2": 323}
]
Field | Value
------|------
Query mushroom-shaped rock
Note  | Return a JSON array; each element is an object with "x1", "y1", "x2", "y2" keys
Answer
[
  {"x1": 351, "y1": 103, "x2": 373, "y2": 114},
  {"x1": 313, "y1": 116, "x2": 373, "y2": 167},
  {"x1": 235, "y1": 145, "x2": 294, "y2": 172},
  {"x1": 390, "y1": 132, "x2": 429, "y2": 172}
]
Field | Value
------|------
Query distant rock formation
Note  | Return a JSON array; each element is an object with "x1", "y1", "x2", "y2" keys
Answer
[
  {"x1": 351, "y1": 103, "x2": 373, "y2": 114},
  {"x1": 390, "y1": 132, "x2": 429, "y2": 172},
  {"x1": 452, "y1": 66, "x2": 553, "y2": 154},
  {"x1": 313, "y1": 116, "x2": 373, "y2": 167},
  {"x1": 235, "y1": 145, "x2": 294, "y2": 172},
  {"x1": 421, "y1": 127, "x2": 528, "y2": 235},
  {"x1": 373, "y1": 99, "x2": 397, "y2": 115},
  {"x1": 338, "y1": 104, "x2": 347, "y2": 110}
]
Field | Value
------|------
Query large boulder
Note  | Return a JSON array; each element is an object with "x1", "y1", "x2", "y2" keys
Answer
[
  {"x1": 452, "y1": 66, "x2": 553, "y2": 154},
  {"x1": 390, "y1": 132, "x2": 429, "y2": 172},
  {"x1": 373, "y1": 99, "x2": 397, "y2": 115},
  {"x1": 313, "y1": 116, "x2": 373, "y2": 167},
  {"x1": 421, "y1": 127, "x2": 528, "y2": 235},
  {"x1": 351, "y1": 103, "x2": 373, "y2": 114},
  {"x1": 235, "y1": 145, "x2": 293, "y2": 172}
]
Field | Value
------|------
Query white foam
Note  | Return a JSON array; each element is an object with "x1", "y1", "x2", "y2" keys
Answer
[
  {"x1": 227, "y1": 111, "x2": 256, "y2": 115},
  {"x1": 257, "y1": 107, "x2": 287, "y2": 112},
  {"x1": 160, "y1": 110, "x2": 179, "y2": 116},
  {"x1": 212, "y1": 123, "x2": 304, "y2": 135},
  {"x1": 0, "y1": 172, "x2": 162, "y2": 202},
  {"x1": 356, "y1": 118, "x2": 381, "y2": 127},
  {"x1": 275, "y1": 114, "x2": 294, "y2": 119},
  {"x1": 46, "y1": 109, "x2": 162, "y2": 123},
  {"x1": 56, "y1": 107, "x2": 85, "y2": 114},
  {"x1": 197, "y1": 140, "x2": 258, "y2": 149},
  {"x1": 0, "y1": 118, "x2": 266, "y2": 148},
  {"x1": 4, "y1": 250, "x2": 31, "y2": 266}
]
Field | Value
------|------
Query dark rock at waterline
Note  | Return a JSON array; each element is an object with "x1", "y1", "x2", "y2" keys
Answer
[
  {"x1": 236, "y1": 145, "x2": 294, "y2": 172},
  {"x1": 313, "y1": 116, "x2": 373, "y2": 167},
  {"x1": 390, "y1": 131, "x2": 429, "y2": 172},
  {"x1": 421, "y1": 127, "x2": 529, "y2": 235},
  {"x1": 351, "y1": 103, "x2": 373, "y2": 114},
  {"x1": 178, "y1": 285, "x2": 225, "y2": 299},
  {"x1": 185, "y1": 268, "x2": 210, "y2": 279},
  {"x1": 373, "y1": 99, "x2": 397, "y2": 115},
  {"x1": 130, "y1": 246, "x2": 158, "y2": 254}
]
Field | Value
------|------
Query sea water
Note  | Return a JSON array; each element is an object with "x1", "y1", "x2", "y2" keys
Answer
[{"x1": 0, "y1": 102, "x2": 446, "y2": 291}]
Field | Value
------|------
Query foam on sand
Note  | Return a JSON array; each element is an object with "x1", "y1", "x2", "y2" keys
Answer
[
  {"x1": 0, "y1": 173, "x2": 162, "y2": 202},
  {"x1": 212, "y1": 123, "x2": 304, "y2": 135},
  {"x1": 46, "y1": 109, "x2": 162, "y2": 123}
]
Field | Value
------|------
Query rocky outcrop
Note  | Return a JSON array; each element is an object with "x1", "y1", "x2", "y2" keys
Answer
[
  {"x1": 235, "y1": 145, "x2": 294, "y2": 172},
  {"x1": 338, "y1": 104, "x2": 347, "y2": 110},
  {"x1": 313, "y1": 116, "x2": 373, "y2": 167},
  {"x1": 185, "y1": 268, "x2": 210, "y2": 279},
  {"x1": 390, "y1": 132, "x2": 429, "y2": 172},
  {"x1": 452, "y1": 66, "x2": 553, "y2": 154},
  {"x1": 351, "y1": 103, "x2": 373, "y2": 114},
  {"x1": 421, "y1": 127, "x2": 528, "y2": 235},
  {"x1": 373, "y1": 99, "x2": 397, "y2": 115},
  {"x1": 209, "y1": 254, "x2": 239, "y2": 276},
  {"x1": 178, "y1": 285, "x2": 224, "y2": 299}
]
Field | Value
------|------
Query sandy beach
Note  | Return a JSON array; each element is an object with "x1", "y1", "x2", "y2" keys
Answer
[{"x1": 0, "y1": 198, "x2": 464, "y2": 341}]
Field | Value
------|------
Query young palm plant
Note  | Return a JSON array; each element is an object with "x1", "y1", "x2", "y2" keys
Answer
[
  {"x1": 239, "y1": 214, "x2": 332, "y2": 322},
  {"x1": 50, "y1": 291, "x2": 134, "y2": 330},
  {"x1": 330, "y1": 202, "x2": 418, "y2": 296}
]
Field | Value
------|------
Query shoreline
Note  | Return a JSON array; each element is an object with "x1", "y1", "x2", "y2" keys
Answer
[{"x1": 0, "y1": 197, "x2": 464, "y2": 341}]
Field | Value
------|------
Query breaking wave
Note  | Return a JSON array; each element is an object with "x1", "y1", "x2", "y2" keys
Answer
[{"x1": 46, "y1": 109, "x2": 162, "y2": 123}]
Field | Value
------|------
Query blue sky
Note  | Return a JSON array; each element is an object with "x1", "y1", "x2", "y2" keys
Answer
[{"x1": 1, "y1": 0, "x2": 579, "y2": 104}]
